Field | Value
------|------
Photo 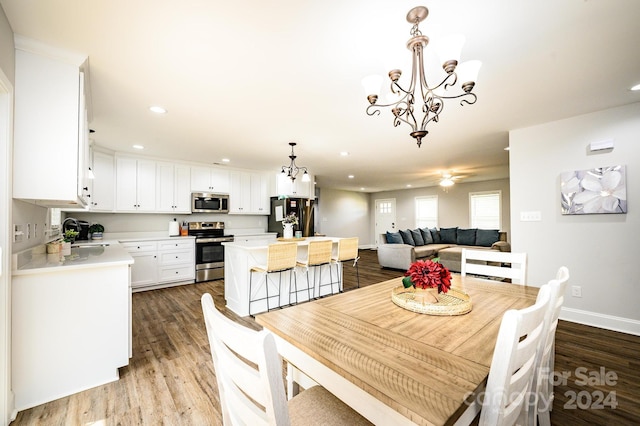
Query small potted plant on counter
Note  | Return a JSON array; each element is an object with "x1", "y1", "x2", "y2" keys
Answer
[{"x1": 89, "y1": 224, "x2": 104, "y2": 240}]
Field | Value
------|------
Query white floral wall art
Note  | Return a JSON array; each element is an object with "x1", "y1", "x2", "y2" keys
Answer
[{"x1": 560, "y1": 165, "x2": 627, "y2": 214}]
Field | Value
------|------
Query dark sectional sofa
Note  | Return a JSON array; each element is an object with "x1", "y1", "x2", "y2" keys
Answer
[{"x1": 377, "y1": 227, "x2": 510, "y2": 272}]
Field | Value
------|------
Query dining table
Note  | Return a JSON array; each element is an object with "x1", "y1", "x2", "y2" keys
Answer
[{"x1": 256, "y1": 274, "x2": 540, "y2": 426}]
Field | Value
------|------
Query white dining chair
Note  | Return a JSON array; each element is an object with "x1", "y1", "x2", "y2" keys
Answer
[
  {"x1": 477, "y1": 284, "x2": 551, "y2": 425},
  {"x1": 295, "y1": 239, "x2": 333, "y2": 300},
  {"x1": 200, "y1": 293, "x2": 371, "y2": 425},
  {"x1": 528, "y1": 266, "x2": 570, "y2": 426},
  {"x1": 461, "y1": 248, "x2": 528, "y2": 284}
]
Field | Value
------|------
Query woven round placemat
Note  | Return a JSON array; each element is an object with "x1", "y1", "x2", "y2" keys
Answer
[{"x1": 391, "y1": 286, "x2": 472, "y2": 316}]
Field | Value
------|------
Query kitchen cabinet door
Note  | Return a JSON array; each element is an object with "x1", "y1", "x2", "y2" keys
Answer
[
  {"x1": 229, "y1": 171, "x2": 251, "y2": 213},
  {"x1": 91, "y1": 151, "x2": 115, "y2": 211},
  {"x1": 273, "y1": 172, "x2": 314, "y2": 198},
  {"x1": 115, "y1": 157, "x2": 156, "y2": 212},
  {"x1": 190, "y1": 166, "x2": 229, "y2": 193},
  {"x1": 157, "y1": 163, "x2": 191, "y2": 213},
  {"x1": 13, "y1": 45, "x2": 90, "y2": 207},
  {"x1": 250, "y1": 173, "x2": 269, "y2": 214}
]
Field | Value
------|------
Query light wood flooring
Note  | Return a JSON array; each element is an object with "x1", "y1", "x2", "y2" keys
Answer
[{"x1": 11, "y1": 250, "x2": 640, "y2": 425}]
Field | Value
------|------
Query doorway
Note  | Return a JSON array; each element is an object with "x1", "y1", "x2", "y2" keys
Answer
[{"x1": 374, "y1": 198, "x2": 396, "y2": 248}]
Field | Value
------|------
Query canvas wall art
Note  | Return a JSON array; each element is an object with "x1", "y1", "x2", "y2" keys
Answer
[{"x1": 560, "y1": 165, "x2": 627, "y2": 215}]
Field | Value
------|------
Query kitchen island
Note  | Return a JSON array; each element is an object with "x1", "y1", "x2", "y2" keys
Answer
[
  {"x1": 223, "y1": 237, "x2": 344, "y2": 317},
  {"x1": 12, "y1": 242, "x2": 134, "y2": 410}
]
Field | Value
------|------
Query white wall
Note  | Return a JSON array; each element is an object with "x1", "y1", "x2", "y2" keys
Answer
[
  {"x1": 316, "y1": 188, "x2": 370, "y2": 243},
  {"x1": 510, "y1": 102, "x2": 640, "y2": 335},
  {"x1": 373, "y1": 179, "x2": 511, "y2": 238}
]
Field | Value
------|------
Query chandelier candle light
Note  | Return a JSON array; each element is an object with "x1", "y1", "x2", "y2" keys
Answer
[
  {"x1": 362, "y1": 6, "x2": 481, "y2": 147},
  {"x1": 281, "y1": 142, "x2": 310, "y2": 182}
]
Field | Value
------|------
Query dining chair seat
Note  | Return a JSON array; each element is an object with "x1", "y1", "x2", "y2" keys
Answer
[
  {"x1": 461, "y1": 248, "x2": 528, "y2": 284},
  {"x1": 201, "y1": 293, "x2": 371, "y2": 425},
  {"x1": 295, "y1": 239, "x2": 333, "y2": 301},
  {"x1": 249, "y1": 242, "x2": 298, "y2": 316}
]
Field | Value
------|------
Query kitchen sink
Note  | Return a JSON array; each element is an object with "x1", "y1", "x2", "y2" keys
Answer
[{"x1": 71, "y1": 242, "x2": 110, "y2": 248}]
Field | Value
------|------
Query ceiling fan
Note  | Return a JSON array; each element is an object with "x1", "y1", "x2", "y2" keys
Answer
[{"x1": 423, "y1": 170, "x2": 473, "y2": 187}]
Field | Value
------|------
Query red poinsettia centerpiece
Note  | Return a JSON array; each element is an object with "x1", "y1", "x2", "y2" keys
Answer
[{"x1": 402, "y1": 258, "x2": 452, "y2": 294}]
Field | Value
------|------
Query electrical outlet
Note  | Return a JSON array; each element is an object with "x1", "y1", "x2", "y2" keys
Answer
[{"x1": 571, "y1": 286, "x2": 582, "y2": 297}]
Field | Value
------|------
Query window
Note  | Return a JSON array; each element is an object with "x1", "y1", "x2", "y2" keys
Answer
[
  {"x1": 470, "y1": 191, "x2": 501, "y2": 229},
  {"x1": 378, "y1": 201, "x2": 392, "y2": 214},
  {"x1": 415, "y1": 196, "x2": 438, "y2": 228}
]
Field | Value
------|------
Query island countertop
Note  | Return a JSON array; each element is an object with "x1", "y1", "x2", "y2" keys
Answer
[
  {"x1": 12, "y1": 241, "x2": 134, "y2": 276},
  {"x1": 223, "y1": 236, "x2": 339, "y2": 250}
]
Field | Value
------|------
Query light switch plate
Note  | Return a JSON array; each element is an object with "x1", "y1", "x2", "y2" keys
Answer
[{"x1": 520, "y1": 211, "x2": 542, "y2": 221}]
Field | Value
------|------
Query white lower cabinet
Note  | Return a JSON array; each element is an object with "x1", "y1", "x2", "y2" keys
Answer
[{"x1": 123, "y1": 238, "x2": 195, "y2": 291}]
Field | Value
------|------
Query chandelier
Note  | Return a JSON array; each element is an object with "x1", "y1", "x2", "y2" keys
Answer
[
  {"x1": 362, "y1": 6, "x2": 481, "y2": 147},
  {"x1": 281, "y1": 142, "x2": 310, "y2": 182}
]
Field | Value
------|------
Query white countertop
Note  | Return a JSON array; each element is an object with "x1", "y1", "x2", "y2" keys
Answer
[
  {"x1": 103, "y1": 232, "x2": 196, "y2": 242},
  {"x1": 13, "y1": 241, "x2": 134, "y2": 275},
  {"x1": 223, "y1": 236, "x2": 339, "y2": 250}
]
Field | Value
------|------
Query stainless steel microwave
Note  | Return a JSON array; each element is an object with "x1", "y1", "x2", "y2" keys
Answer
[{"x1": 191, "y1": 192, "x2": 229, "y2": 213}]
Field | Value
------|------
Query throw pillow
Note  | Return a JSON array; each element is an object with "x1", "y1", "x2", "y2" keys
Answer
[
  {"x1": 386, "y1": 231, "x2": 403, "y2": 244},
  {"x1": 476, "y1": 229, "x2": 500, "y2": 247},
  {"x1": 457, "y1": 228, "x2": 477, "y2": 245},
  {"x1": 420, "y1": 227, "x2": 433, "y2": 244},
  {"x1": 399, "y1": 229, "x2": 416, "y2": 246},
  {"x1": 439, "y1": 227, "x2": 458, "y2": 244},
  {"x1": 411, "y1": 229, "x2": 425, "y2": 246},
  {"x1": 430, "y1": 227, "x2": 441, "y2": 243}
]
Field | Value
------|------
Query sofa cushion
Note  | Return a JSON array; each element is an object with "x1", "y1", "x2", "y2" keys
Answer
[
  {"x1": 420, "y1": 227, "x2": 433, "y2": 244},
  {"x1": 457, "y1": 228, "x2": 477, "y2": 245},
  {"x1": 386, "y1": 231, "x2": 403, "y2": 244},
  {"x1": 430, "y1": 228, "x2": 441, "y2": 243},
  {"x1": 439, "y1": 227, "x2": 458, "y2": 244},
  {"x1": 476, "y1": 229, "x2": 500, "y2": 247},
  {"x1": 399, "y1": 229, "x2": 416, "y2": 246},
  {"x1": 411, "y1": 229, "x2": 425, "y2": 246}
]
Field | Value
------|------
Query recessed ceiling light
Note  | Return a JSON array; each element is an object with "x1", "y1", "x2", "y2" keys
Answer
[
  {"x1": 340, "y1": 151, "x2": 350, "y2": 156},
  {"x1": 406, "y1": 184, "x2": 412, "y2": 188},
  {"x1": 348, "y1": 175, "x2": 355, "y2": 179},
  {"x1": 221, "y1": 158, "x2": 230, "y2": 163},
  {"x1": 631, "y1": 83, "x2": 640, "y2": 91},
  {"x1": 504, "y1": 146, "x2": 510, "y2": 151},
  {"x1": 132, "y1": 144, "x2": 144, "y2": 150},
  {"x1": 360, "y1": 187, "x2": 365, "y2": 191},
  {"x1": 149, "y1": 106, "x2": 167, "y2": 114}
]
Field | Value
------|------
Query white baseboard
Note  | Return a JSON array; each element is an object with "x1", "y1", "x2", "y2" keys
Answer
[{"x1": 560, "y1": 307, "x2": 640, "y2": 336}]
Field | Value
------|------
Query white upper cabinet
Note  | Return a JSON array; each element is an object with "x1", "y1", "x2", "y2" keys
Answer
[
  {"x1": 229, "y1": 171, "x2": 269, "y2": 215},
  {"x1": 13, "y1": 38, "x2": 91, "y2": 207},
  {"x1": 115, "y1": 157, "x2": 156, "y2": 212},
  {"x1": 190, "y1": 166, "x2": 230, "y2": 193},
  {"x1": 272, "y1": 172, "x2": 315, "y2": 199},
  {"x1": 156, "y1": 162, "x2": 191, "y2": 213},
  {"x1": 91, "y1": 150, "x2": 115, "y2": 212}
]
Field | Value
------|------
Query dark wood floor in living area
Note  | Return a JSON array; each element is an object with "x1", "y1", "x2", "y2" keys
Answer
[{"x1": 11, "y1": 249, "x2": 640, "y2": 425}]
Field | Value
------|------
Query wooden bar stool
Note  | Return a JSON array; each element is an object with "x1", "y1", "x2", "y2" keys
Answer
[
  {"x1": 248, "y1": 242, "x2": 298, "y2": 316},
  {"x1": 295, "y1": 240, "x2": 333, "y2": 301},
  {"x1": 326, "y1": 237, "x2": 359, "y2": 295}
]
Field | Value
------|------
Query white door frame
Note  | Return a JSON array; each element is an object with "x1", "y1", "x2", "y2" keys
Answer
[
  {"x1": 374, "y1": 198, "x2": 396, "y2": 248},
  {"x1": 0, "y1": 66, "x2": 15, "y2": 425}
]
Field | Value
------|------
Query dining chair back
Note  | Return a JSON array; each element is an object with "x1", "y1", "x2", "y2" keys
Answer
[
  {"x1": 528, "y1": 266, "x2": 570, "y2": 426},
  {"x1": 329, "y1": 237, "x2": 360, "y2": 292},
  {"x1": 249, "y1": 242, "x2": 298, "y2": 315},
  {"x1": 461, "y1": 249, "x2": 528, "y2": 284},
  {"x1": 201, "y1": 293, "x2": 371, "y2": 426},
  {"x1": 479, "y1": 284, "x2": 551, "y2": 426},
  {"x1": 295, "y1": 239, "x2": 333, "y2": 300}
]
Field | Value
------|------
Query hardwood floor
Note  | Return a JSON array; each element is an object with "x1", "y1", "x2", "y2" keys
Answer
[{"x1": 11, "y1": 250, "x2": 640, "y2": 425}]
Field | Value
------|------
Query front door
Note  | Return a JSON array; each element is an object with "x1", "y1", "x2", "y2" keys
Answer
[{"x1": 374, "y1": 198, "x2": 396, "y2": 248}]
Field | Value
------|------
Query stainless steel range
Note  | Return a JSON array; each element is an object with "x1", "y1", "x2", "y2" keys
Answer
[{"x1": 188, "y1": 221, "x2": 234, "y2": 282}]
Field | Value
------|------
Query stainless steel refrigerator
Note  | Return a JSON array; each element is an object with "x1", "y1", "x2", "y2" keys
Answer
[{"x1": 268, "y1": 197, "x2": 315, "y2": 237}]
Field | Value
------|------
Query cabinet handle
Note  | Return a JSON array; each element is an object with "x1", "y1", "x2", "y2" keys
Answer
[{"x1": 83, "y1": 187, "x2": 88, "y2": 191}]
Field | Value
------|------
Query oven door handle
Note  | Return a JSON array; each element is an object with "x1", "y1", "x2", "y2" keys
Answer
[{"x1": 196, "y1": 237, "x2": 232, "y2": 244}]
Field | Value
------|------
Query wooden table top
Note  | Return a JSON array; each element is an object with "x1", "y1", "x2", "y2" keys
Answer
[{"x1": 256, "y1": 275, "x2": 539, "y2": 425}]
